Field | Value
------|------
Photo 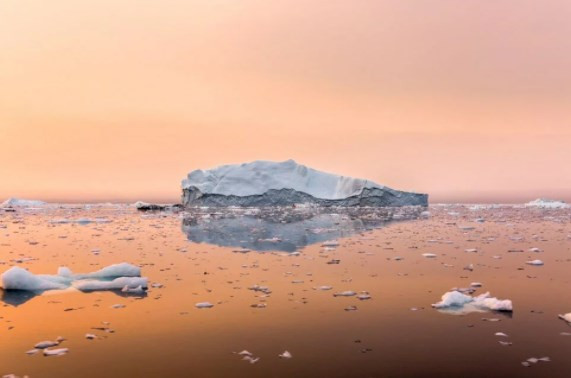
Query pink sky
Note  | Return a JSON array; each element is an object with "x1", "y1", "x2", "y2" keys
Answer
[{"x1": 1, "y1": 0, "x2": 570, "y2": 203}]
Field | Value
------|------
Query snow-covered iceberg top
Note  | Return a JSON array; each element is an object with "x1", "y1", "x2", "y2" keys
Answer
[
  {"x1": 182, "y1": 160, "x2": 387, "y2": 200},
  {"x1": 432, "y1": 290, "x2": 513, "y2": 314},
  {"x1": 1, "y1": 198, "x2": 46, "y2": 208},
  {"x1": 525, "y1": 198, "x2": 570, "y2": 209}
]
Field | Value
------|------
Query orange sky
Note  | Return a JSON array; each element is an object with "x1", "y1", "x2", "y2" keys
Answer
[{"x1": 1, "y1": 0, "x2": 570, "y2": 203}]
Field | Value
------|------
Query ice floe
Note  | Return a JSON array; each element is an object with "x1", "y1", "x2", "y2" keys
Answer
[
  {"x1": 432, "y1": 291, "x2": 513, "y2": 314},
  {"x1": 1, "y1": 263, "x2": 147, "y2": 295}
]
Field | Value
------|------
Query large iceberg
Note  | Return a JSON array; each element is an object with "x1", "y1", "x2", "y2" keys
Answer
[{"x1": 181, "y1": 160, "x2": 428, "y2": 207}]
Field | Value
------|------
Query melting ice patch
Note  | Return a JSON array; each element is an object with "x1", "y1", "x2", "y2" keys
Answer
[{"x1": 432, "y1": 291, "x2": 513, "y2": 315}]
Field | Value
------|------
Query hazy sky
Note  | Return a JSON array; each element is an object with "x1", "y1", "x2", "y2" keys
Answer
[{"x1": 1, "y1": 0, "x2": 570, "y2": 203}]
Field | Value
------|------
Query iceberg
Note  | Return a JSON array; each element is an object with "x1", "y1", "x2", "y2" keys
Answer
[
  {"x1": 432, "y1": 290, "x2": 513, "y2": 314},
  {"x1": 181, "y1": 160, "x2": 428, "y2": 207}
]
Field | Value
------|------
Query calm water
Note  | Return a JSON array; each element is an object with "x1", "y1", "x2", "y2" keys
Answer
[{"x1": 0, "y1": 204, "x2": 570, "y2": 377}]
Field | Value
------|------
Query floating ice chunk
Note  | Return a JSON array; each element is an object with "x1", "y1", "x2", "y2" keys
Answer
[
  {"x1": 333, "y1": 291, "x2": 356, "y2": 297},
  {"x1": 322, "y1": 241, "x2": 340, "y2": 247},
  {"x1": 74, "y1": 277, "x2": 148, "y2": 291},
  {"x1": 470, "y1": 282, "x2": 483, "y2": 287},
  {"x1": 473, "y1": 292, "x2": 513, "y2": 312},
  {"x1": 85, "y1": 334, "x2": 96, "y2": 340},
  {"x1": 195, "y1": 302, "x2": 214, "y2": 309},
  {"x1": 73, "y1": 263, "x2": 141, "y2": 279},
  {"x1": 2, "y1": 267, "x2": 68, "y2": 291},
  {"x1": 34, "y1": 341, "x2": 59, "y2": 349},
  {"x1": 315, "y1": 285, "x2": 332, "y2": 291},
  {"x1": 43, "y1": 348, "x2": 68, "y2": 356},
  {"x1": 432, "y1": 291, "x2": 473, "y2": 309},
  {"x1": 243, "y1": 356, "x2": 260, "y2": 364},
  {"x1": 26, "y1": 348, "x2": 40, "y2": 355},
  {"x1": 279, "y1": 350, "x2": 292, "y2": 359},
  {"x1": 558, "y1": 313, "x2": 571, "y2": 323},
  {"x1": 357, "y1": 292, "x2": 372, "y2": 300},
  {"x1": 529, "y1": 247, "x2": 542, "y2": 253},
  {"x1": 495, "y1": 332, "x2": 508, "y2": 337},
  {"x1": 237, "y1": 350, "x2": 252, "y2": 356},
  {"x1": 432, "y1": 291, "x2": 513, "y2": 313},
  {"x1": 422, "y1": 253, "x2": 437, "y2": 258},
  {"x1": 526, "y1": 260, "x2": 544, "y2": 266}
]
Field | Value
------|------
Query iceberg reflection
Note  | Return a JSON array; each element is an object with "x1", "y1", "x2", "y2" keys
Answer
[{"x1": 182, "y1": 207, "x2": 424, "y2": 252}]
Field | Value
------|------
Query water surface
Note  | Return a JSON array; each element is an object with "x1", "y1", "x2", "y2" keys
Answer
[{"x1": 0, "y1": 204, "x2": 570, "y2": 377}]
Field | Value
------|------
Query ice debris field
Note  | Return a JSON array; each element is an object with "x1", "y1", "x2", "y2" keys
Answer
[{"x1": 1, "y1": 200, "x2": 571, "y2": 377}]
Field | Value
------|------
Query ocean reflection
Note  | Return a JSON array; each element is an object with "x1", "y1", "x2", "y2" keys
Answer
[
  {"x1": 1, "y1": 288, "x2": 147, "y2": 307},
  {"x1": 181, "y1": 207, "x2": 424, "y2": 252}
]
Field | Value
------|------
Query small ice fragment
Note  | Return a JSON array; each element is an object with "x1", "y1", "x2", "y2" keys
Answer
[
  {"x1": 243, "y1": 356, "x2": 260, "y2": 364},
  {"x1": 422, "y1": 253, "x2": 437, "y2": 258},
  {"x1": 195, "y1": 302, "x2": 214, "y2": 309},
  {"x1": 26, "y1": 348, "x2": 40, "y2": 355},
  {"x1": 316, "y1": 285, "x2": 332, "y2": 291},
  {"x1": 499, "y1": 341, "x2": 512, "y2": 346},
  {"x1": 85, "y1": 334, "x2": 96, "y2": 340},
  {"x1": 43, "y1": 348, "x2": 69, "y2": 356},
  {"x1": 322, "y1": 241, "x2": 340, "y2": 247},
  {"x1": 526, "y1": 260, "x2": 544, "y2": 266},
  {"x1": 465, "y1": 248, "x2": 478, "y2": 253},
  {"x1": 357, "y1": 292, "x2": 371, "y2": 300},
  {"x1": 495, "y1": 332, "x2": 508, "y2": 337},
  {"x1": 333, "y1": 291, "x2": 356, "y2": 297},
  {"x1": 558, "y1": 313, "x2": 571, "y2": 323},
  {"x1": 34, "y1": 341, "x2": 59, "y2": 349},
  {"x1": 111, "y1": 304, "x2": 126, "y2": 309},
  {"x1": 278, "y1": 350, "x2": 292, "y2": 359},
  {"x1": 470, "y1": 282, "x2": 483, "y2": 287},
  {"x1": 237, "y1": 350, "x2": 252, "y2": 356},
  {"x1": 529, "y1": 247, "x2": 542, "y2": 253}
]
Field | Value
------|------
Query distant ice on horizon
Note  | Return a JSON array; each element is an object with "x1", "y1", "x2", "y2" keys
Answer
[{"x1": 1, "y1": 198, "x2": 46, "y2": 207}]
